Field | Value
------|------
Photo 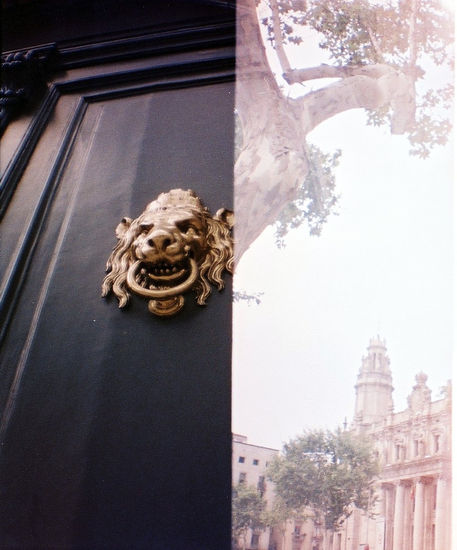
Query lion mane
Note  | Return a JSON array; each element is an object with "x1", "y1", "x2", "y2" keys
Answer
[{"x1": 102, "y1": 189, "x2": 234, "y2": 310}]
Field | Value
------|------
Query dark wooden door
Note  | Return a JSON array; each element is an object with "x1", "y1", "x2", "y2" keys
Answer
[{"x1": 0, "y1": 20, "x2": 234, "y2": 549}]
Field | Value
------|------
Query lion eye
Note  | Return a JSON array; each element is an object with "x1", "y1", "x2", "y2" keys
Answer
[
  {"x1": 140, "y1": 223, "x2": 153, "y2": 233},
  {"x1": 177, "y1": 221, "x2": 199, "y2": 235}
]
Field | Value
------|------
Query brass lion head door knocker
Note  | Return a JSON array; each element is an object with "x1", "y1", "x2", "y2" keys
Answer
[{"x1": 102, "y1": 189, "x2": 234, "y2": 316}]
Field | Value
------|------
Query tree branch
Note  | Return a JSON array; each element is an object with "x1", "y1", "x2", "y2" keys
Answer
[
  {"x1": 270, "y1": 0, "x2": 292, "y2": 74},
  {"x1": 366, "y1": 25, "x2": 383, "y2": 62},
  {"x1": 284, "y1": 63, "x2": 396, "y2": 84},
  {"x1": 299, "y1": 67, "x2": 415, "y2": 134},
  {"x1": 408, "y1": 0, "x2": 418, "y2": 68}
]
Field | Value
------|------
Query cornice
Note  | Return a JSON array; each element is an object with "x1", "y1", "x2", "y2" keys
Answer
[
  {"x1": 55, "y1": 20, "x2": 236, "y2": 70},
  {"x1": 365, "y1": 407, "x2": 450, "y2": 437},
  {"x1": 1, "y1": 19, "x2": 235, "y2": 135},
  {"x1": 381, "y1": 454, "x2": 451, "y2": 481}
]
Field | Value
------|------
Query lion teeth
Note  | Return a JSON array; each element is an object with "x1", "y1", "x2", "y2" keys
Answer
[
  {"x1": 150, "y1": 263, "x2": 182, "y2": 275},
  {"x1": 145, "y1": 261, "x2": 185, "y2": 277}
]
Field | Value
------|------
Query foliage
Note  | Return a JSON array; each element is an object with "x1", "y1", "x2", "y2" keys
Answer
[
  {"x1": 252, "y1": 0, "x2": 455, "y2": 249},
  {"x1": 263, "y1": 0, "x2": 454, "y2": 158},
  {"x1": 232, "y1": 482, "x2": 266, "y2": 542},
  {"x1": 274, "y1": 145, "x2": 340, "y2": 247},
  {"x1": 305, "y1": 0, "x2": 453, "y2": 66},
  {"x1": 237, "y1": 107, "x2": 341, "y2": 246},
  {"x1": 267, "y1": 429, "x2": 380, "y2": 531}
]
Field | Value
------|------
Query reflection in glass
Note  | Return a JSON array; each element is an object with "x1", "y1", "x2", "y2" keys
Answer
[{"x1": 233, "y1": 2, "x2": 453, "y2": 549}]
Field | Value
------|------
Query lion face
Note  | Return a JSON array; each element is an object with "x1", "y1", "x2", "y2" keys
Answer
[
  {"x1": 132, "y1": 199, "x2": 207, "y2": 278},
  {"x1": 102, "y1": 189, "x2": 234, "y2": 316}
]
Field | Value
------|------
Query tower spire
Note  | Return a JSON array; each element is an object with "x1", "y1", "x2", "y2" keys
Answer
[{"x1": 354, "y1": 336, "x2": 394, "y2": 428}]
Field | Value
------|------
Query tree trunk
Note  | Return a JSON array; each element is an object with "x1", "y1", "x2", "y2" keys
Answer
[{"x1": 235, "y1": 0, "x2": 308, "y2": 262}]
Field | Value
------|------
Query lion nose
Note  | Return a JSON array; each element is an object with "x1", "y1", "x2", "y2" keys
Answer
[{"x1": 147, "y1": 231, "x2": 174, "y2": 252}]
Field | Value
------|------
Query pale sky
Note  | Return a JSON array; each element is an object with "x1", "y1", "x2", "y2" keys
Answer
[{"x1": 232, "y1": 5, "x2": 454, "y2": 451}]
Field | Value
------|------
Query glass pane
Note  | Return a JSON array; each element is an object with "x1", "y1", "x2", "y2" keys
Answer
[{"x1": 233, "y1": 2, "x2": 453, "y2": 549}]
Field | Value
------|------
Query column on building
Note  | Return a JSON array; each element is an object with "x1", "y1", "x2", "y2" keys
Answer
[
  {"x1": 332, "y1": 531, "x2": 343, "y2": 550},
  {"x1": 435, "y1": 475, "x2": 448, "y2": 550},
  {"x1": 349, "y1": 508, "x2": 360, "y2": 550},
  {"x1": 412, "y1": 478, "x2": 425, "y2": 550},
  {"x1": 392, "y1": 481, "x2": 405, "y2": 550},
  {"x1": 383, "y1": 484, "x2": 394, "y2": 550},
  {"x1": 422, "y1": 480, "x2": 434, "y2": 550}
]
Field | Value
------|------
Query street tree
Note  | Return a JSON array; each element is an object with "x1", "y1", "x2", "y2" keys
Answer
[
  {"x1": 235, "y1": 0, "x2": 454, "y2": 261},
  {"x1": 232, "y1": 482, "x2": 266, "y2": 550},
  {"x1": 267, "y1": 429, "x2": 380, "y2": 542}
]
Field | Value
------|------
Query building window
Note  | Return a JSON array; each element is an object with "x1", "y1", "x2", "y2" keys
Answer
[
  {"x1": 395, "y1": 444, "x2": 401, "y2": 460},
  {"x1": 414, "y1": 440, "x2": 419, "y2": 457},
  {"x1": 238, "y1": 456, "x2": 245, "y2": 463},
  {"x1": 253, "y1": 459, "x2": 259, "y2": 465},
  {"x1": 251, "y1": 533, "x2": 260, "y2": 548},
  {"x1": 257, "y1": 475, "x2": 266, "y2": 496},
  {"x1": 434, "y1": 434, "x2": 440, "y2": 453},
  {"x1": 239, "y1": 472, "x2": 246, "y2": 484}
]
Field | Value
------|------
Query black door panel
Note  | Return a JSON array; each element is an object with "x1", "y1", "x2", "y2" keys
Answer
[{"x1": 1, "y1": 33, "x2": 234, "y2": 549}]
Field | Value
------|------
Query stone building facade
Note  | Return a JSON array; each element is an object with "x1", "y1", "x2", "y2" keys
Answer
[
  {"x1": 233, "y1": 337, "x2": 452, "y2": 550},
  {"x1": 232, "y1": 434, "x2": 280, "y2": 550},
  {"x1": 343, "y1": 337, "x2": 452, "y2": 550}
]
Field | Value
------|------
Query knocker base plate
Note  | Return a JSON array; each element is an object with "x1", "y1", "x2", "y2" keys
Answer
[{"x1": 148, "y1": 296, "x2": 185, "y2": 316}]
